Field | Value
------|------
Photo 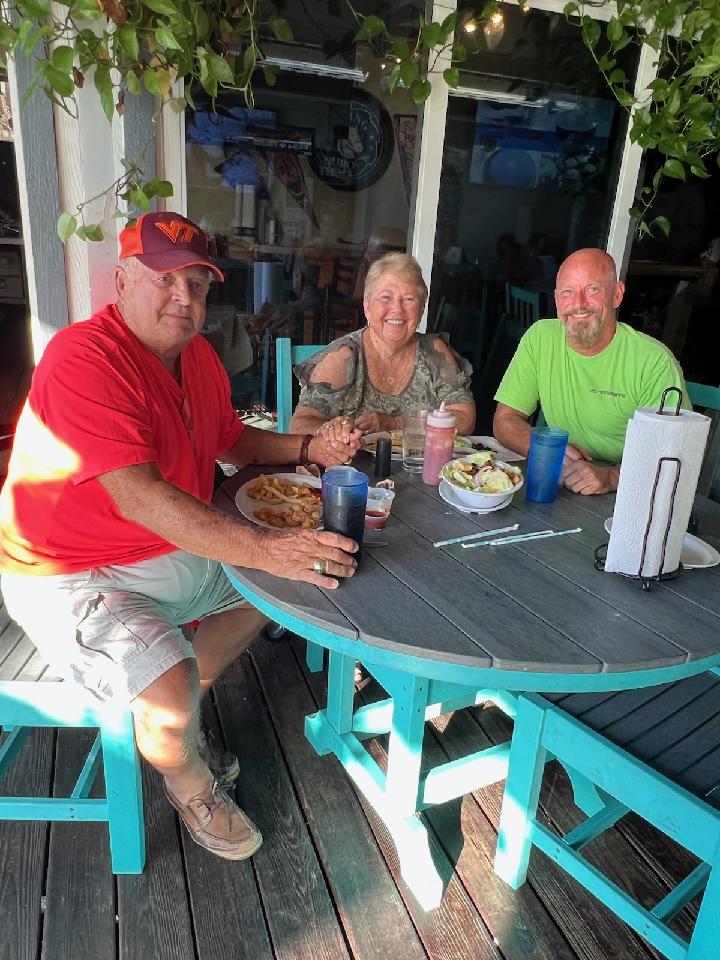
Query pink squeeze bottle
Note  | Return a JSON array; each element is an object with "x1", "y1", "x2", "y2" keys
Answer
[{"x1": 422, "y1": 407, "x2": 456, "y2": 485}]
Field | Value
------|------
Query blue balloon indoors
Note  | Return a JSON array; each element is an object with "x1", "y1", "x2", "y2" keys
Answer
[{"x1": 487, "y1": 149, "x2": 536, "y2": 188}]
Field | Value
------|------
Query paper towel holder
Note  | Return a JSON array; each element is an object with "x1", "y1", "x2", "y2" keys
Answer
[
  {"x1": 657, "y1": 386, "x2": 682, "y2": 417},
  {"x1": 594, "y1": 455, "x2": 684, "y2": 590}
]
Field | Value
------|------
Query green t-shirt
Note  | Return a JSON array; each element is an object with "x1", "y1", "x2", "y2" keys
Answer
[{"x1": 494, "y1": 319, "x2": 686, "y2": 462}]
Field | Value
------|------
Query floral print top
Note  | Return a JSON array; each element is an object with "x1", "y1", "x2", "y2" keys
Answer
[{"x1": 294, "y1": 329, "x2": 473, "y2": 418}]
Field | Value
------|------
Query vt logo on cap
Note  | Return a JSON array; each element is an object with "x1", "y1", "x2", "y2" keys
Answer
[
  {"x1": 154, "y1": 220, "x2": 201, "y2": 245},
  {"x1": 118, "y1": 212, "x2": 224, "y2": 281}
]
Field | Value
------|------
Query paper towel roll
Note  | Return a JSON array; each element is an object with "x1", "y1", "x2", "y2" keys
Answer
[
  {"x1": 241, "y1": 184, "x2": 256, "y2": 237},
  {"x1": 604, "y1": 407, "x2": 711, "y2": 578},
  {"x1": 232, "y1": 184, "x2": 256, "y2": 238},
  {"x1": 253, "y1": 261, "x2": 284, "y2": 312}
]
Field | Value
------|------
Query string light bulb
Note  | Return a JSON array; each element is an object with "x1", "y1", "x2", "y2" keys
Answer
[
  {"x1": 483, "y1": 8, "x2": 506, "y2": 51},
  {"x1": 463, "y1": 18, "x2": 478, "y2": 33}
]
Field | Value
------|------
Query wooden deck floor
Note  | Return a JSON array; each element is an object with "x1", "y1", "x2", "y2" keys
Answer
[{"x1": 0, "y1": 597, "x2": 700, "y2": 960}]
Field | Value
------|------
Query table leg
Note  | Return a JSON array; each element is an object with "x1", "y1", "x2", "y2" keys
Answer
[
  {"x1": 384, "y1": 674, "x2": 429, "y2": 819},
  {"x1": 306, "y1": 664, "x2": 516, "y2": 910},
  {"x1": 326, "y1": 648, "x2": 355, "y2": 734},
  {"x1": 495, "y1": 694, "x2": 546, "y2": 888}
]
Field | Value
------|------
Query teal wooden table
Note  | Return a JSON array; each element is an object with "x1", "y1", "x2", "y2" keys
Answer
[{"x1": 218, "y1": 457, "x2": 720, "y2": 909}]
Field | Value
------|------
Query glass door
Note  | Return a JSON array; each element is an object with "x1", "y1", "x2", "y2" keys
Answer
[
  {"x1": 183, "y1": 2, "x2": 423, "y2": 415},
  {"x1": 621, "y1": 151, "x2": 720, "y2": 389},
  {"x1": 430, "y1": 3, "x2": 639, "y2": 426}
]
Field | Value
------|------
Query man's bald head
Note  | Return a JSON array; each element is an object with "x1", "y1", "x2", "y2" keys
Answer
[
  {"x1": 555, "y1": 247, "x2": 624, "y2": 354},
  {"x1": 558, "y1": 248, "x2": 618, "y2": 284}
]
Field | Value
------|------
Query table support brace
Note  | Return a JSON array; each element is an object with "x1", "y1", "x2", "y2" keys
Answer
[{"x1": 305, "y1": 651, "x2": 515, "y2": 909}]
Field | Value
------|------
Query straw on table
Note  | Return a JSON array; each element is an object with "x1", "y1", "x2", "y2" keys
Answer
[
  {"x1": 461, "y1": 527, "x2": 582, "y2": 549},
  {"x1": 433, "y1": 524, "x2": 518, "y2": 548}
]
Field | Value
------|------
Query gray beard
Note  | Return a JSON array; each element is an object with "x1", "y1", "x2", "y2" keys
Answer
[{"x1": 562, "y1": 312, "x2": 603, "y2": 349}]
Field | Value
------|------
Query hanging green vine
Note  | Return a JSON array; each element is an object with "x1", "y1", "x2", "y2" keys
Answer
[
  {"x1": 566, "y1": 0, "x2": 720, "y2": 238},
  {"x1": 3, "y1": 0, "x2": 717, "y2": 242},
  {"x1": 0, "y1": 1, "x2": 515, "y2": 242}
]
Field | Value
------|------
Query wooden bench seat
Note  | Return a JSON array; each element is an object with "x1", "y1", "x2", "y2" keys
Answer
[
  {"x1": 0, "y1": 599, "x2": 145, "y2": 873},
  {"x1": 495, "y1": 673, "x2": 720, "y2": 960}
]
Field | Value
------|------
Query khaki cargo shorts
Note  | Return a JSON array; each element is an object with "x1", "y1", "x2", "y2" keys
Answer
[{"x1": 1, "y1": 550, "x2": 249, "y2": 701}]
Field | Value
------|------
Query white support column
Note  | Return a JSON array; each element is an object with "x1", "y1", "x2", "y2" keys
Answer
[
  {"x1": 605, "y1": 42, "x2": 659, "y2": 275},
  {"x1": 155, "y1": 79, "x2": 186, "y2": 215},
  {"x1": 6, "y1": 26, "x2": 68, "y2": 358},
  {"x1": 53, "y1": 70, "x2": 156, "y2": 323},
  {"x1": 410, "y1": 0, "x2": 456, "y2": 331}
]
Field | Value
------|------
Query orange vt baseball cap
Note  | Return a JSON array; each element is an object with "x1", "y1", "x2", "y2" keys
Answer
[{"x1": 119, "y1": 212, "x2": 224, "y2": 281}]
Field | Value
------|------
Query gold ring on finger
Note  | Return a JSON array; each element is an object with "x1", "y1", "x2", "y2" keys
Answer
[{"x1": 313, "y1": 558, "x2": 328, "y2": 575}]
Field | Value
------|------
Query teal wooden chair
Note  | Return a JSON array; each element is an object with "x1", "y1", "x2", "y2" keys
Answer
[
  {"x1": 495, "y1": 675, "x2": 720, "y2": 960},
  {"x1": 478, "y1": 305, "x2": 526, "y2": 402},
  {"x1": 477, "y1": 283, "x2": 538, "y2": 399},
  {"x1": 0, "y1": 679, "x2": 145, "y2": 873},
  {"x1": 275, "y1": 338, "x2": 325, "y2": 434},
  {"x1": 431, "y1": 294, "x2": 487, "y2": 373},
  {"x1": 686, "y1": 382, "x2": 720, "y2": 501},
  {"x1": 274, "y1": 337, "x2": 326, "y2": 672},
  {"x1": 506, "y1": 284, "x2": 540, "y2": 330},
  {"x1": 686, "y1": 381, "x2": 720, "y2": 411}
]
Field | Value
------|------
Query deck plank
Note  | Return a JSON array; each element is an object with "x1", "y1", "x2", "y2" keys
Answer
[
  {"x1": 117, "y1": 762, "x2": 196, "y2": 960},
  {"x1": 216, "y1": 651, "x2": 352, "y2": 960},
  {"x1": 180, "y1": 699, "x2": 274, "y2": 960},
  {"x1": 42, "y1": 729, "x2": 116, "y2": 960},
  {"x1": 0, "y1": 728, "x2": 53, "y2": 960},
  {"x1": 421, "y1": 726, "x2": 579, "y2": 960},
  {"x1": 250, "y1": 637, "x2": 429, "y2": 960}
]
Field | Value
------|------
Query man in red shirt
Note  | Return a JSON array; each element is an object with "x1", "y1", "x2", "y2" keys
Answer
[{"x1": 0, "y1": 212, "x2": 363, "y2": 862}]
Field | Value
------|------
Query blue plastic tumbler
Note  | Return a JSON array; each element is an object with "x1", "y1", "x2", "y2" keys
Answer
[
  {"x1": 525, "y1": 427, "x2": 570, "y2": 503},
  {"x1": 321, "y1": 466, "x2": 369, "y2": 560}
]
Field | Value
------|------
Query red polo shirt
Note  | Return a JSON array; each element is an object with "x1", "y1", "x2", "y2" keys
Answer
[{"x1": 0, "y1": 304, "x2": 243, "y2": 574}]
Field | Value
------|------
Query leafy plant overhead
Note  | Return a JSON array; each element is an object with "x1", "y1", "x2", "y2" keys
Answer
[
  {"x1": 565, "y1": 0, "x2": 720, "y2": 238},
  {"x1": 1, "y1": 0, "x2": 718, "y2": 241},
  {"x1": 0, "y1": 0, "x2": 486, "y2": 239}
]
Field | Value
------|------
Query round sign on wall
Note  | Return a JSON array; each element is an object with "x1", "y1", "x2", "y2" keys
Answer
[{"x1": 310, "y1": 90, "x2": 394, "y2": 192}]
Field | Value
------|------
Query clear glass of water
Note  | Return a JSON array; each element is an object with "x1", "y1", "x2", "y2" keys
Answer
[{"x1": 402, "y1": 409, "x2": 427, "y2": 473}]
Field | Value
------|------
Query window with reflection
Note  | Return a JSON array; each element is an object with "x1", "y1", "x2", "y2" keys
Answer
[
  {"x1": 620, "y1": 153, "x2": 720, "y2": 391},
  {"x1": 430, "y1": 4, "x2": 637, "y2": 426},
  {"x1": 184, "y1": 1, "x2": 422, "y2": 414}
]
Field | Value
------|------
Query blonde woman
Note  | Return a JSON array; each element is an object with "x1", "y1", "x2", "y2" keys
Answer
[{"x1": 290, "y1": 253, "x2": 476, "y2": 448}]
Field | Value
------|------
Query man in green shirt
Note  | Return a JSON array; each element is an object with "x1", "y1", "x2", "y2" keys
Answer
[{"x1": 493, "y1": 248, "x2": 686, "y2": 495}]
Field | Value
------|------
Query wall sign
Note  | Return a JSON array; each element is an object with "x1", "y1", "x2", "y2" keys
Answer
[{"x1": 310, "y1": 90, "x2": 393, "y2": 192}]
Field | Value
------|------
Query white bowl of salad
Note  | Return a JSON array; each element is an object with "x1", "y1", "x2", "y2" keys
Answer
[{"x1": 440, "y1": 451, "x2": 524, "y2": 508}]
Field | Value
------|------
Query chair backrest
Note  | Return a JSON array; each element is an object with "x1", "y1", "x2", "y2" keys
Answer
[
  {"x1": 686, "y1": 381, "x2": 720, "y2": 411},
  {"x1": 478, "y1": 310, "x2": 526, "y2": 401},
  {"x1": 506, "y1": 284, "x2": 540, "y2": 330},
  {"x1": 686, "y1": 382, "x2": 720, "y2": 504},
  {"x1": 432, "y1": 298, "x2": 459, "y2": 338},
  {"x1": 275, "y1": 338, "x2": 324, "y2": 433},
  {"x1": 333, "y1": 257, "x2": 359, "y2": 298}
]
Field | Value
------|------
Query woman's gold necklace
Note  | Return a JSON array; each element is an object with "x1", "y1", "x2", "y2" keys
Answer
[{"x1": 367, "y1": 332, "x2": 414, "y2": 390}]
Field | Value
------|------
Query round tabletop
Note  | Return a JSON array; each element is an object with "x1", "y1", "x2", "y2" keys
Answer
[{"x1": 218, "y1": 455, "x2": 720, "y2": 692}]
